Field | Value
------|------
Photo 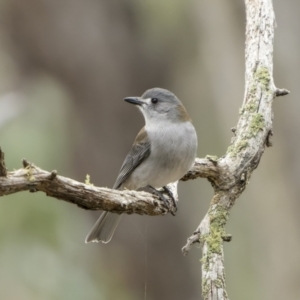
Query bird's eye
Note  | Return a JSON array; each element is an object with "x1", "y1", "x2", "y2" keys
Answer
[{"x1": 151, "y1": 98, "x2": 158, "y2": 104}]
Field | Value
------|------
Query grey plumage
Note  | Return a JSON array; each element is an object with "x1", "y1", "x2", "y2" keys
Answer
[
  {"x1": 85, "y1": 88, "x2": 197, "y2": 243},
  {"x1": 113, "y1": 128, "x2": 151, "y2": 190},
  {"x1": 84, "y1": 212, "x2": 122, "y2": 244}
]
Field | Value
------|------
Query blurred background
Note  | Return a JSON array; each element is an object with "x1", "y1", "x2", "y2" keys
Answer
[{"x1": 0, "y1": 0, "x2": 298, "y2": 299}]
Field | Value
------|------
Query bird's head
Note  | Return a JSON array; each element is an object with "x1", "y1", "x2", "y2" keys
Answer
[{"x1": 124, "y1": 88, "x2": 191, "y2": 125}]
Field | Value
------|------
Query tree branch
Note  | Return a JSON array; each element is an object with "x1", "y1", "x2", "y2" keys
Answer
[
  {"x1": 0, "y1": 1, "x2": 289, "y2": 299},
  {"x1": 182, "y1": 1, "x2": 289, "y2": 299},
  {"x1": 0, "y1": 148, "x2": 7, "y2": 177},
  {"x1": 0, "y1": 156, "x2": 216, "y2": 216}
]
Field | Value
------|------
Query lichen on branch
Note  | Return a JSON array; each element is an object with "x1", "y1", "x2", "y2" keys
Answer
[{"x1": 183, "y1": 1, "x2": 289, "y2": 300}]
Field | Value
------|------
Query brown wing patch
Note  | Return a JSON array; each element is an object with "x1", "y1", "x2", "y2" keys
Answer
[{"x1": 113, "y1": 127, "x2": 151, "y2": 189}]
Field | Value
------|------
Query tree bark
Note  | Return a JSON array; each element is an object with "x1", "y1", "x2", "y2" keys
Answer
[
  {"x1": 0, "y1": 1, "x2": 289, "y2": 299},
  {"x1": 0, "y1": 155, "x2": 217, "y2": 215},
  {"x1": 182, "y1": 0, "x2": 288, "y2": 299}
]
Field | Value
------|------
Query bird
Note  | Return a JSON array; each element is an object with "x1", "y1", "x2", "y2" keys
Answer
[{"x1": 85, "y1": 87, "x2": 198, "y2": 243}]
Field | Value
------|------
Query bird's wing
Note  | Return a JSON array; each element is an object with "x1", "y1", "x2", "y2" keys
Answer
[{"x1": 113, "y1": 127, "x2": 151, "y2": 189}]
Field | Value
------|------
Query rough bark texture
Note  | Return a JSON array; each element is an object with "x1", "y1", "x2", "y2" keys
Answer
[
  {"x1": 0, "y1": 158, "x2": 216, "y2": 216},
  {"x1": 182, "y1": 1, "x2": 288, "y2": 299},
  {"x1": 0, "y1": 1, "x2": 289, "y2": 299},
  {"x1": 0, "y1": 148, "x2": 7, "y2": 177}
]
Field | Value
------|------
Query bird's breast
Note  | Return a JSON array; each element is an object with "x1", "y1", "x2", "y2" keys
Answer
[{"x1": 129, "y1": 121, "x2": 197, "y2": 188}]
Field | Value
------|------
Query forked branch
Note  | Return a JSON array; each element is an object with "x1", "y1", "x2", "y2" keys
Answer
[
  {"x1": 0, "y1": 1, "x2": 289, "y2": 299},
  {"x1": 182, "y1": 1, "x2": 289, "y2": 299}
]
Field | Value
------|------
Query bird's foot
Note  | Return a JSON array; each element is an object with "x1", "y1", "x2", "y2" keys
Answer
[
  {"x1": 148, "y1": 185, "x2": 177, "y2": 216},
  {"x1": 163, "y1": 186, "x2": 177, "y2": 215}
]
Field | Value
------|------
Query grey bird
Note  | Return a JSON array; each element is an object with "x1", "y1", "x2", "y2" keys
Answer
[{"x1": 85, "y1": 87, "x2": 197, "y2": 243}]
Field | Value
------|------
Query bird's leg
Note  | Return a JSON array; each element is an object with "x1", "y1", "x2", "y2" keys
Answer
[
  {"x1": 148, "y1": 185, "x2": 168, "y2": 207},
  {"x1": 163, "y1": 186, "x2": 177, "y2": 214},
  {"x1": 147, "y1": 185, "x2": 176, "y2": 216}
]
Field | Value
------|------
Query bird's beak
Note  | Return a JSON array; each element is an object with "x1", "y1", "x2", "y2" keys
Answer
[{"x1": 124, "y1": 97, "x2": 144, "y2": 106}]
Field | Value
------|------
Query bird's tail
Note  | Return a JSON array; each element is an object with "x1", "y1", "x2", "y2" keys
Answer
[{"x1": 85, "y1": 212, "x2": 122, "y2": 243}]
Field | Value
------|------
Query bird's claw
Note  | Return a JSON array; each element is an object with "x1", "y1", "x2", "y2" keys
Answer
[{"x1": 148, "y1": 185, "x2": 177, "y2": 216}]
